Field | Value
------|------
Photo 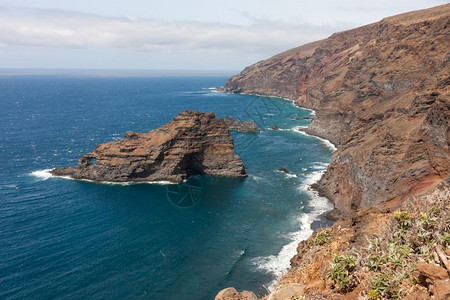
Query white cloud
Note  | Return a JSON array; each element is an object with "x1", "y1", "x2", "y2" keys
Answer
[{"x1": 0, "y1": 6, "x2": 345, "y2": 56}]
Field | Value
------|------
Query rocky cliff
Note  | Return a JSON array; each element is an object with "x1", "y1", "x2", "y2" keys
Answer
[
  {"x1": 223, "y1": 4, "x2": 450, "y2": 215},
  {"x1": 51, "y1": 110, "x2": 248, "y2": 183},
  {"x1": 216, "y1": 4, "x2": 450, "y2": 300}
]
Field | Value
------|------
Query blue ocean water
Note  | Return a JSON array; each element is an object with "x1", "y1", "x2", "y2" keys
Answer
[{"x1": 0, "y1": 73, "x2": 334, "y2": 299}]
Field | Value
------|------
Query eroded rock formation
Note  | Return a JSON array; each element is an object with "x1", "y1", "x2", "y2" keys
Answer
[
  {"x1": 223, "y1": 4, "x2": 450, "y2": 215},
  {"x1": 51, "y1": 110, "x2": 248, "y2": 183}
]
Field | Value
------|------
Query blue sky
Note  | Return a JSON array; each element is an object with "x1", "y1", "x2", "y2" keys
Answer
[{"x1": 0, "y1": 0, "x2": 446, "y2": 70}]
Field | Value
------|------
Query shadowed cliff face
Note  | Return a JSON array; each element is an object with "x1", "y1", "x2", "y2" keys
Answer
[
  {"x1": 223, "y1": 4, "x2": 450, "y2": 214},
  {"x1": 51, "y1": 111, "x2": 247, "y2": 183}
]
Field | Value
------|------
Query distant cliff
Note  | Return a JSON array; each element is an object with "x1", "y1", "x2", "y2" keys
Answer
[{"x1": 223, "y1": 4, "x2": 450, "y2": 215}]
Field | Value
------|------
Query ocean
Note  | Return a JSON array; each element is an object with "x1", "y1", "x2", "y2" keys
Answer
[{"x1": 0, "y1": 73, "x2": 333, "y2": 299}]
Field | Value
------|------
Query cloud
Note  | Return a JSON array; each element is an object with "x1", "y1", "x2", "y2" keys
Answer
[{"x1": 0, "y1": 6, "x2": 347, "y2": 57}]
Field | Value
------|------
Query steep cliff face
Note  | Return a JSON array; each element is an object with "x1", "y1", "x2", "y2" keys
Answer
[
  {"x1": 223, "y1": 4, "x2": 450, "y2": 214},
  {"x1": 51, "y1": 111, "x2": 247, "y2": 183}
]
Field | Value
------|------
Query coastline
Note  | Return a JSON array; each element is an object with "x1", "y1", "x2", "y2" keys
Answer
[
  {"x1": 34, "y1": 88, "x2": 338, "y2": 292},
  {"x1": 220, "y1": 90, "x2": 337, "y2": 289}
]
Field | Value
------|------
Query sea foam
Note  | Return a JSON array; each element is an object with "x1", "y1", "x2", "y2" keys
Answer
[
  {"x1": 253, "y1": 167, "x2": 333, "y2": 289},
  {"x1": 291, "y1": 126, "x2": 337, "y2": 151},
  {"x1": 31, "y1": 169, "x2": 53, "y2": 180},
  {"x1": 30, "y1": 169, "x2": 176, "y2": 185}
]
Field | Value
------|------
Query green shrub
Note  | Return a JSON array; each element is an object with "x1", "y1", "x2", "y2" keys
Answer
[
  {"x1": 327, "y1": 254, "x2": 356, "y2": 290},
  {"x1": 368, "y1": 289, "x2": 379, "y2": 300},
  {"x1": 419, "y1": 210, "x2": 438, "y2": 230},
  {"x1": 442, "y1": 232, "x2": 450, "y2": 249},
  {"x1": 370, "y1": 272, "x2": 389, "y2": 298},
  {"x1": 393, "y1": 210, "x2": 412, "y2": 230},
  {"x1": 314, "y1": 229, "x2": 331, "y2": 245}
]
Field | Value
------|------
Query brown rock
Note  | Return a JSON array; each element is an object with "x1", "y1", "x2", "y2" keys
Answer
[
  {"x1": 270, "y1": 125, "x2": 279, "y2": 130},
  {"x1": 223, "y1": 4, "x2": 450, "y2": 214},
  {"x1": 215, "y1": 287, "x2": 257, "y2": 300},
  {"x1": 417, "y1": 262, "x2": 449, "y2": 283},
  {"x1": 402, "y1": 290, "x2": 431, "y2": 300},
  {"x1": 51, "y1": 110, "x2": 247, "y2": 183},
  {"x1": 266, "y1": 284, "x2": 305, "y2": 300},
  {"x1": 429, "y1": 279, "x2": 450, "y2": 300}
]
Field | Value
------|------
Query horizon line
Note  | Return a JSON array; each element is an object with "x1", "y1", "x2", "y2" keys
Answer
[{"x1": 0, "y1": 68, "x2": 239, "y2": 77}]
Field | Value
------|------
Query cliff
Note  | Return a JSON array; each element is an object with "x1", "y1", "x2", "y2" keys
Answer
[
  {"x1": 216, "y1": 4, "x2": 450, "y2": 300},
  {"x1": 51, "y1": 110, "x2": 248, "y2": 183},
  {"x1": 223, "y1": 4, "x2": 450, "y2": 215}
]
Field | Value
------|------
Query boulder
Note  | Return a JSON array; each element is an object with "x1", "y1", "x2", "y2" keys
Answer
[
  {"x1": 215, "y1": 287, "x2": 257, "y2": 300},
  {"x1": 266, "y1": 284, "x2": 305, "y2": 300}
]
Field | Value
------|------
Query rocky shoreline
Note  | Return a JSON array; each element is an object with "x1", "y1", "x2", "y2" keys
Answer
[{"x1": 215, "y1": 4, "x2": 449, "y2": 300}]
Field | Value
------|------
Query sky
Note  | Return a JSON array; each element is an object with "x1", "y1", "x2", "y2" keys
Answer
[{"x1": 0, "y1": 0, "x2": 446, "y2": 71}]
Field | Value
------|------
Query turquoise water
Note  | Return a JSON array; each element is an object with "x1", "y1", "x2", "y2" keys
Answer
[{"x1": 0, "y1": 74, "x2": 333, "y2": 299}]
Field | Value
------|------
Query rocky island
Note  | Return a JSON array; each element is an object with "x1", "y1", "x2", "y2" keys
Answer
[
  {"x1": 51, "y1": 110, "x2": 251, "y2": 183},
  {"x1": 216, "y1": 4, "x2": 449, "y2": 300}
]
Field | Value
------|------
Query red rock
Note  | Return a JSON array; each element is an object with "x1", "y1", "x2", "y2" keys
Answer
[
  {"x1": 223, "y1": 4, "x2": 450, "y2": 214},
  {"x1": 416, "y1": 262, "x2": 449, "y2": 283},
  {"x1": 215, "y1": 287, "x2": 257, "y2": 300},
  {"x1": 51, "y1": 111, "x2": 247, "y2": 183},
  {"x1": 429, "y1": 279, "x2": 450, "y2": 300},
  {"x1": 402, "y1": 290, "x2": 431, "y2": 300}
]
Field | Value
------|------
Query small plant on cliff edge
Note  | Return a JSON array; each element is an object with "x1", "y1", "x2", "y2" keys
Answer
[
  {"x1": 314, "y1": 229, "x2": 331, "y2": 245},
  {"x1": 442, "y1": 232, "x2": 450, "y2": 249},
  {"x1": 418, "y1": 207, "x2": 439, "y2": 230},
  {"x1": 327, "y1": 254, "x2": 356, "y2": 291},
  {"x1": 393, "y1": 210, "x2": 412, "y2": 230},
  {"x1": 369, "y1": 272, "x2": 389, "y2": 298}
]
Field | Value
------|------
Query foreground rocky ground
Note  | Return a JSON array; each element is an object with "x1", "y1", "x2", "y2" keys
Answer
[
  {"x1": 217, "y1": 186, "x2": 449, "y2": 299},
  {"x1": 52, "y1": 111, "x2": 253, "y2": 183},
  {"x1": 216, "y1": 4, "x2": 449, "y2": 300}
]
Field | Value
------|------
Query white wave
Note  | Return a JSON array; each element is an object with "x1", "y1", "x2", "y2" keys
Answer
[
  {"x1": 249, "y1": 175, "x2": 264, "y2": 182},
  {"x1": 302, "y1": 108, "x2": 316, "y2": 116},
  {"x1": 276, "y1": 170, "x2": 298, "y2": 178},
  {"x1": 30, "y1": 169, "x2": 176, "y2": 185},
  {"x1": 30, "y1": 169, "x2": 53, "y2": 180},
  {"x1": 270, "y1": 128, "x2": 290, "y2": 131},
  {"x1": 252, "y1": 169, "x2": 333, "y2": 289},
  {"x1": 3, "y1": 184, "x2": 18, "y2": 189},
  {"x1": 285, "y1": 173, "x2": 298, "y2": 179},
  {"x1": 202, "y1": 87, "x2": 221, "y2": 93},
  {"x1": 309, "y1": 162, "x2": 330, "y2": 170},
  {"x1": 294, "y1": 125, "x2": 308, "y2": 129},
  {"x1": 291, "y1": 126, "x2": 337, "y2": 152},
  {"x1": 265, "y1": 113, "x2": 275, "y2": 116}
]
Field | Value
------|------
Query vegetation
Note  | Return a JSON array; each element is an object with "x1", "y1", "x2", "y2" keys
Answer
[
  {"x1": 314, "y1": 229, "x2": 331, "y2": 245},
  {"x1": 326, "y1": 191, "x2": 449, "y2": 299},
  {"x1": 327, "y1": 254, "x2": 356, "y2": 291}
]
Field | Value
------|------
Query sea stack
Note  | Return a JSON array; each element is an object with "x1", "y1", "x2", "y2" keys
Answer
[{"x1": 51, "y1": 110, "x2": 247, "y2": 183}]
